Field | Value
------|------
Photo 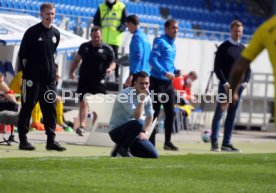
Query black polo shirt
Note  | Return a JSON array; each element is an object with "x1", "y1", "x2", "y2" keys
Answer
[{"x1": 78, "y1": 42, "x2": 114, "y2": 85}]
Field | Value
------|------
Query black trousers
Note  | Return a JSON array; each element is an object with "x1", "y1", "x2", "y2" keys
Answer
[
  {"x1": 18, "y1": 79, "x2": 57, "y2": 142},
  {"x1": 110, "y1": 45, "x2": 119, "y2": 79},
  {"x1": 149, "y1": 76, "x2": 175, "y2": 145}
]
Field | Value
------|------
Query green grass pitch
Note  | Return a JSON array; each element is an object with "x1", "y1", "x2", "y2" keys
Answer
[{"x1": 0, "y1": 154, "x2": 276, "y2": 193}]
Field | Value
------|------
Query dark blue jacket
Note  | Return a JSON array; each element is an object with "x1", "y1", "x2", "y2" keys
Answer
[{"x1": 214, "y1": 40, "x2": 251, "y2": 84}]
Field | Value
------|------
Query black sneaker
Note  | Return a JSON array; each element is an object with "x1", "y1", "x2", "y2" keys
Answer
[
  {"x1": 110, "y1": 144, "x2": 120, "y2": 157},
  {"x1": 117, "y1": 148, "x2": 133, "y2": 157},
  {"x1": 211, "y1": 143, "x2": 220, "y2": 152},
  {"x1": 19, "y1": 141, "x2": 36, "y2": 151},
  {"x1": 221, "y1": 144, "x2": 240, "y2": 152},
  {"x1": 164, "y1": 142, "x2": 179, "y2": 151},
  {"x1": 76, "y1": 126, "x2": 85, "y2": 136},
  {"x1": 46, "y1": 141, "x2": 66, "y2": 151}
]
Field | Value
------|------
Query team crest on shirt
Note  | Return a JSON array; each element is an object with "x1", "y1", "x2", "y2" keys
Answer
[
  {"x1": 52, "y1": 36, "x2": 57, "y2": 44},
  {"x1": 26, "y1": 80, "x2": 33, "y2": 87},
  {"x1": 84, "y1": 46, "x2": 89, "y2": 53}
]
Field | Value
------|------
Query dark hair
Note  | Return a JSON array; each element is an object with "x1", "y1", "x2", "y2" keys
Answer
[
  {"x1": 189, "y1": 71, "x2": 198, "y2": 80},
  {"x1": 40, "y1": 2, "x2": 55, "y2": 12},
  {"x1": 164, "y1": 19, "x2": 177, "y2": 29},
  {"x1": 134, "y1": 71, "x2": 149, "y2": 81},
  {"x1": 91, "y1": 26, "x2": 102, "y2": 33},
  {"x1": 126, "y1": 15, "x2": 140, "y2": 26}
]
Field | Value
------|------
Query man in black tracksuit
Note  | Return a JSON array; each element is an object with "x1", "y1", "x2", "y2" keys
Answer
[{"x1": 18, "y1": 2, "x2": 65, "y2": 151}]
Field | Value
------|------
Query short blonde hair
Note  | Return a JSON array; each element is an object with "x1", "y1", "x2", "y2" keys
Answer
[{"x1": 230, "y1": 20, "x2": 243, "y2": 29}]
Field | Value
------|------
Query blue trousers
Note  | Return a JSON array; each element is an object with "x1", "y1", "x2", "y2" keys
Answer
[
  {"x1": 211, "y1": 82, "x2": 244, "y2": 145},
  {"x1": 109, "y1": 120, "x2": 158, "y2": 158}
]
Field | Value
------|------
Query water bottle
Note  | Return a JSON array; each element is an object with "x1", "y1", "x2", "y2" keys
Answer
[
  {"x1": 86, "y1": 112, "x2": 93, "y2": 131},
  {"x1": 157, "y1": 119, "x2": 164, "y2": 133}
]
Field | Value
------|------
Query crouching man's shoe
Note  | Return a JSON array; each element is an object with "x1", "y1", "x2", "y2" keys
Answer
[
  {"x1": 19, "y1": 140, "x2": 36, "y2": 151},
  {"x1": 46, "y1": 141, "x2": 66, "y2": 151},
  {"x1": 110, "y1": 144, "x2": 121, "y2": 157},
  {"x1": 118, "y1": 148, "x2": 133, "y2": 157}
]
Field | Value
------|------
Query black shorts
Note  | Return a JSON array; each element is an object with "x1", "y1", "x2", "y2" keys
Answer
[{"x1": 76, "y1": 83, "x2": 106, "y2": 101}]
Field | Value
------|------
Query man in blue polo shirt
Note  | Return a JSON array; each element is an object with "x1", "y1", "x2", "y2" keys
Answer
[{"x1": 149, "y1": 19, "x2": 180, "y2": 151}]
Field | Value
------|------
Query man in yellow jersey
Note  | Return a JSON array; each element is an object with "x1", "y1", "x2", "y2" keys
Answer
[{"x1": 225, "y1": 15, "x2": 276, "y2": 127}]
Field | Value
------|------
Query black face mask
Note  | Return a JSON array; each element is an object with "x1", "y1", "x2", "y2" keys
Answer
[{"x1": 106, "y1": 0, "x2": 115, "y2": 9}]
